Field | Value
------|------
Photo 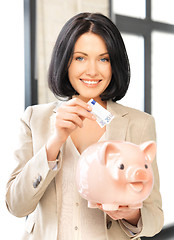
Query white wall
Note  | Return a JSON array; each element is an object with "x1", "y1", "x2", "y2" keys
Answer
[{"x1": 0, "y1": 1, "x2": 25, "y2": 239}]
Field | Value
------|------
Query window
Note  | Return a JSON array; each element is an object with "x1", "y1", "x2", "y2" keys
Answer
[
  {"x1": 119, "y1": 34, "x2": 144, "y2": 111},
  {"x1": 110, "y1": 0, "x2": 174, "y2": 228},
  {"x1": 113, "y1": 0, "x2": 146, "y2": 19},
  {"x1": 152, "y1": 0, "x2": 174, "y2": 24}
]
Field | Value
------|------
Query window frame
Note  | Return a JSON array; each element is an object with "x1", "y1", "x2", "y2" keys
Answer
[
  {"x1": 24, "y1": 0, "x2": 37, "y2": 109},
  {"x1": 109, "y1": 0, "x2": 174, "y2": 114}
]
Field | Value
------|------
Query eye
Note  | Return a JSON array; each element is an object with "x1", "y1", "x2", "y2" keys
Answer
[
  {"x1": 145, "y1": 164, "x2": 148, "y2": 169},
  {"x1": 75, "y1": 56, "x2": 84, "y2": 61},
  {"x1": 118, "y1": 164, "x2": 124, "y2": 170},
  {"x1": 100, "y1": 57, "x2": 109, "y2": 62}
]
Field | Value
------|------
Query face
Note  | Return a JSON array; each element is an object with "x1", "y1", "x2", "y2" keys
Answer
[{"x1": 68, "y1": 32, "x2": 112, "y2": 103}]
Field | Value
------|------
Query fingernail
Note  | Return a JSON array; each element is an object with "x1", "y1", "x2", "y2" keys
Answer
[{"x1": 87, "y1": 105, "x2": 92, "y2": 111}]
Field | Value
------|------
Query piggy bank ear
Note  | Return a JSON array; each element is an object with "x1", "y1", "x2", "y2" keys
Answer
[
  {"x1": 140, "y1": 141, "x2": 156, "y2": 162},
  {"x1": 99, "y1": 142, "x2": 120, "y2": 165}
]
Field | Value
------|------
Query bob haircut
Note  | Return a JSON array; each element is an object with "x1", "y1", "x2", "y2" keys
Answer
[{"x1": 48, "y1": 12, "x2": 130, "y2": 102}]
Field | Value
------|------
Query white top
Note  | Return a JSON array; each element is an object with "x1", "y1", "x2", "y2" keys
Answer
[{"x1": 58, "y1": 133, "x2": 106, "y2": 240}]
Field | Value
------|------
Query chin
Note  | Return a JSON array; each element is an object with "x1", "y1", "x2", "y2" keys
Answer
[{"x1": 79, "y1": 89, "x2": 104, "y2": 99}]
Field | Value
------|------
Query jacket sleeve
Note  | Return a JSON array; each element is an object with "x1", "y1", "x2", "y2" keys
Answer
[{"x1": 5, "y1": 106, "x2": 62, "y2": 218}]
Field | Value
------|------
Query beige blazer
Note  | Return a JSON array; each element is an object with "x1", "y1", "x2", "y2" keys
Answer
[{"x1": 6, "y1": 100, "x2": 164, "y2": 240}]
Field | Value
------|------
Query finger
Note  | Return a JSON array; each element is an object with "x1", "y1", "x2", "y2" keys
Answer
[
  {"x1": 57, "y1": 112, "x2": 84, "y2": 128},
  {"x1": 97, "y1": 203, "x2": 103, "y2": 210},
  {"x1": 55, "y1": 119, "x2": 77, "y2": 130},
  {"x1": 60, "y1": 105, "x2": 95, "y2": 121},
  {"x1": 66, "y1": 98, "x2": 92, "y2": 111}
]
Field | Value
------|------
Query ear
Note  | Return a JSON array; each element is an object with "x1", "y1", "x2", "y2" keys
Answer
[
  {"x1": 99, "y1": 142, "x2": 120, "y2": 165},
  {"x1": 140, "y1": 141, "x2": 156, "y2": 162}
]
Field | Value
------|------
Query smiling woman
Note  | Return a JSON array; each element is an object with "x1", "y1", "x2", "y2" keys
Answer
[
  {"x1": 48, "y1": 12, "x2": 130, "y2": 102},
  {"x1": 5, "y1": 12, "x2": 163, "y2": 240},
  {"x1": 68, "y1": 32, "x2": 112, "y2": 105}
]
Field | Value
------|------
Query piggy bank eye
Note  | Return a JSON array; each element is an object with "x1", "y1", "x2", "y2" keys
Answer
[
  {"x1": 119, "y1": 164, "x2": 124, "y2": 170},
  {"x1": 145, "y1": 164, "x2": 148, "y2": 169}
]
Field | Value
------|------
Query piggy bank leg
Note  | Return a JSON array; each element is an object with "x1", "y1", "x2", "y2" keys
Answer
[
  {"x1": 88, "y1": 201, "x2": 98, "y2": 208},
  {"x1": 128, "y1": 202, "x2": 143, "y2": 209},
  {"x1": 102, "y1": 203, "x2": 119, "y2": 211}
]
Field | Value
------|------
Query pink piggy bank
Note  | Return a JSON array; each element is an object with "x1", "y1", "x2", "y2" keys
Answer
[{"x1": 76, "y1": 141, "x2": 156, "y2": 211}]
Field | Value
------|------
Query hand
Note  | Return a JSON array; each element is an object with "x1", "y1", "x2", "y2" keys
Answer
[
  {"x1": 98, "y1": 204, "x2": 141, "y2": 226},
  {"x1": 46, "y1": 98, "x2": 95, "y2": 161},
  {"x1": 53, "y1": 98, "x2": 95, "y2": 143}
]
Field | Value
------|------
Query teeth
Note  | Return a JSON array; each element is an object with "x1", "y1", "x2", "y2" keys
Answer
[{"x1": 82, "y1": 80, "x2": 100, "y2": 84}]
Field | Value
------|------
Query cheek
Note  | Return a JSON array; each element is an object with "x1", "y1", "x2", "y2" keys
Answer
[
  {"x1": 100, "y1": 65, "x2": 112, "y2": 81},
  {"x1": 68, "y1": 64, "x2": 75, "y2": 79},
  {"x1": 108, "y1": 66, "x2": 112, "y2": 79},
  {"x1": 69, "y1": 61, "x2": 86, "y2": 74}
]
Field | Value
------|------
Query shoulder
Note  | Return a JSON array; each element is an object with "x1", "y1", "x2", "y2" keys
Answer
[
  {"x1": 108, "y1": 100, "x2": 154, "y2": 122},
  {"x1": 21, "y1": 101, "x2": 58, "y2": 126},
  {"x1": 121, "y1": 104, "x2": 156, "y2": 135},
  {"x1": 31, "y1": 101, "x2": 58, "y2": 111},
  {"x1": 108, "y1": 101, "x2": 156, "y2": 142},
  {"x1": 124, "y1": 104, "x2": 154, "y2": 123}
]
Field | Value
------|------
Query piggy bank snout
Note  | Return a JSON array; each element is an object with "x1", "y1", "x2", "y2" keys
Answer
[
  {"x1": 128, "y1": 169, "x2": 149, "y2": 182},
  {"x1": 134, "y1": 169, "x2": 148, "y2": 182}
]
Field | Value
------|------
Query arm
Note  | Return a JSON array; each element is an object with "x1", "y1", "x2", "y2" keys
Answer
[
  {"x1": 6, "y1": 98, "x2": 95, "y2": 218},
  {"x1": 5, "y1": 106, "x2": 61, "y2": 217}
]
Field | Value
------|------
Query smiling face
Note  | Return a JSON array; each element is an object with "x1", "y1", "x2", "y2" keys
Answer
[{"x1": 68, "y1": 32, "x2": 112, "y2": 104}]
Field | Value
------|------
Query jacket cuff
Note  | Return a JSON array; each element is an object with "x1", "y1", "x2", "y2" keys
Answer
[{"x1": 47, "y1": 149, "x2": 62, "y2": 171}]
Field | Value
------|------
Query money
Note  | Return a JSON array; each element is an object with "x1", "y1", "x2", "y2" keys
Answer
[{"x1": 88, "y1": 99, "x2": 114, "y2": 128}]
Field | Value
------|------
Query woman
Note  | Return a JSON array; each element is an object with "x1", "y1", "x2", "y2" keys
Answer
[{"x1": 6, "y1": 12, "x2": 164, "y2": 239}]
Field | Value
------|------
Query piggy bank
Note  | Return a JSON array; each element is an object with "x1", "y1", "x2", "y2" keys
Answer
[{"x1": 76, "y1": 141, "x2": 156, "y2": 211}]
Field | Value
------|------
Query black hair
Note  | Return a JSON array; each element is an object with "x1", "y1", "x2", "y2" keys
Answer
[{"x1": 48, "y1": 12, "x2": 130, "y2": 102}]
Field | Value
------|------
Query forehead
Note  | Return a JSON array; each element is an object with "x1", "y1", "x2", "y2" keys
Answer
[{"x1": 74, "y1": 32, "x2": 108, "y2": 53}]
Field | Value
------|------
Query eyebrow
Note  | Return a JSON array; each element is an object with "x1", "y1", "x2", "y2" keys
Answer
[{"x1": 73, "y1": 51, "x2": 109, "y2": 56}]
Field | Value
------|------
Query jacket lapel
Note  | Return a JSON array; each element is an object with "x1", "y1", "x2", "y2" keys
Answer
[
  {"x1": 106, "y1": 100, "x2": 129, "y2": 141},
  {"x1": 105, "y1": 101, "x2": 129, "y2": 226},
  {"x1": 50, "y1": 101, "x2": 64, "y2": 235},
  {"x1": 49, "y1": 101, "x2": 64, "y2": 135}
]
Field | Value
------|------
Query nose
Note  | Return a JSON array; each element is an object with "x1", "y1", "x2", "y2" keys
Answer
[
  {"x1": 134, "y1": 169, "x2": 148, "y2": 182},
  {"x1": 86, "y1": 60, "x2": 98, "y2": 77}
]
